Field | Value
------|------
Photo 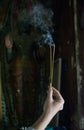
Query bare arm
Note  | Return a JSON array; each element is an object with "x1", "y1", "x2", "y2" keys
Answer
[{"x1": 32, "y1": 87, "x2": 65, "y2": 130}]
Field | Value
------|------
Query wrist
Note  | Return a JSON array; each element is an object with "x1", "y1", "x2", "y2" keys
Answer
[
  {"x1": 32, "y1": 112, "x2": 52, "y2": 130},
  {"x1": 41, "y1": 111, "x2": 53, "y2": 124}
]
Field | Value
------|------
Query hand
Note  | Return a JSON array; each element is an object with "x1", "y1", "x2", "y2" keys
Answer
[
  {"x1": 32, "y1": 87, "x2": 64, "y2": 130},
  {"x1": 43, "y1": 87, "x2": 65, "y2": 119}
]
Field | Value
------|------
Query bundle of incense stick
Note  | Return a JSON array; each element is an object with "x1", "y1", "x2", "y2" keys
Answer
[{"x1": 49, "y1": 45, "x2": 55, "y2": 87}]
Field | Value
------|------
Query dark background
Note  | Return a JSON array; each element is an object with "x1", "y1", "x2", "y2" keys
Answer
[{"x1": 0, "y1": 0, "x2": 84, "y2": 130}]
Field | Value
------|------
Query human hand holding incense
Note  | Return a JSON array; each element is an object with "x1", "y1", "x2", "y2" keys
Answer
[
  {"x1": 43, "y1": 87, "x2": 64, "y2": 119},
  {"x1": 32, "y1": 86, "x2": 64, "y2": 130}
]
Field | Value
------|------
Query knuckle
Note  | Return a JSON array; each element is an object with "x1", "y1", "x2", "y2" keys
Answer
[
  {"x1": 63, "y1": 99, "x2": 65, "y2": 104},
  {"x1": 60, "y1": 99, "x2": 65, "y2": 105}
]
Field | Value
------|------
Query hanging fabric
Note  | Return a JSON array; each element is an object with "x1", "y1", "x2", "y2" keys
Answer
[{"x1": 0, "y1": 61, "x2": 2, "y2": 121}]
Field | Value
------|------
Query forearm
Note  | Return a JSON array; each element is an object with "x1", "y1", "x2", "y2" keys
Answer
[{"x1": 32, "y1": 113, "x2": 52, "y2": 130}]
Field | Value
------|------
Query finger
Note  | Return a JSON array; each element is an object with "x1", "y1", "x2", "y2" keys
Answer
[
  {"x1": 59, "y1": 104, "x2": 64, "y2": 111},
  {"x1": 52, "y1": 87, "x2": 62, "y2": 99},
  {"x1": 52, "y1": 87, "x2": 64, "y2": 102}
]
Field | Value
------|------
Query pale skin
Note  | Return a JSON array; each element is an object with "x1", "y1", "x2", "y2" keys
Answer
[{"x1": 32, "y1": 86, "x2": 65, "y2": 130}]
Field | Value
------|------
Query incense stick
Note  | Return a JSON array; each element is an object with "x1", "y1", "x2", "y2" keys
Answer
[
  {"x1": 50, "y1": 46, "x2": 52, "y2": 86},
  {"x1": 49, "y1": 45, "x2": 55, "y2": 87}
]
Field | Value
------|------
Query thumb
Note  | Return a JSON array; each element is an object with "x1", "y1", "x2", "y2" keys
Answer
[{"x1": 47, "y1": 87, "x2": 53, "y2": 100}]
